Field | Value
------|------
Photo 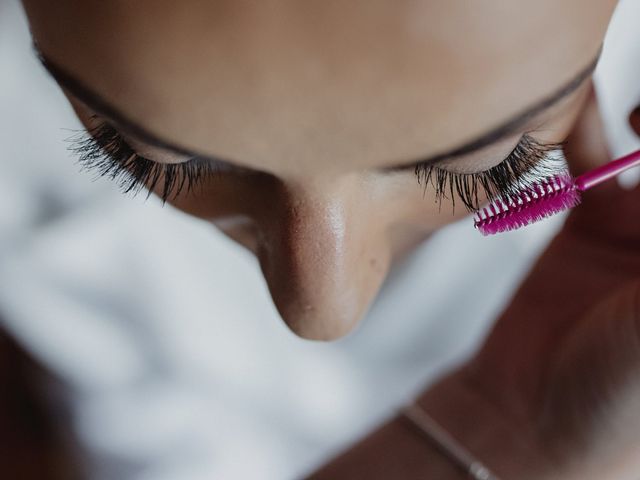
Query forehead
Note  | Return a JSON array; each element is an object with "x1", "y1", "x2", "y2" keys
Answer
[{"x1": 24, "y1": 0, "x2": 612, "y2": 172}]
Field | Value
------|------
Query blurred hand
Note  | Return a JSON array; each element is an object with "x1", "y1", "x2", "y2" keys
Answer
[{"x1": 425, "y1": 90, "x2": 640, "y2": 479}]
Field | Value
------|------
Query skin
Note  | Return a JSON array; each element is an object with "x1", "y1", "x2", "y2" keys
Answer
[
  {"x1": 20, "y1": 1, "x2": 640, "y2": 478},
  {"x1": 22, "y1": 0, "x2": 616, "y2": 340}
]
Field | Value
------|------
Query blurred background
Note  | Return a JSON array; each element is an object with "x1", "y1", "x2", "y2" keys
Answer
[{"x1": 1, "y1": 0, "x2": 639, "y2": 478}]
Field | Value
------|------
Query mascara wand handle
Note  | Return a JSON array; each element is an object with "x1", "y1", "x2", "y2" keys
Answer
[{"x1": 575, "y1": 149, "x2": 640, "y2": 192}]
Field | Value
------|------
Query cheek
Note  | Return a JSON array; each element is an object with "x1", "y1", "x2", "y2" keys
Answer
[
  {"x1": 167, "y1": 171, "x2": 275, "y2": 218},
  {"x1": 213, "y1": 216, "x2": 261, "y2": 253}
]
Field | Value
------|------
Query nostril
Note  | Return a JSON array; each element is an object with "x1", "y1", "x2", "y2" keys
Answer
[{"x1": 630, "y1": 105, "x2": 640, "y2": 138}]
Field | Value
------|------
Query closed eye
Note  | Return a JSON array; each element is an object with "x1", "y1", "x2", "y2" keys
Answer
[
  {"x1": 70, "y1": 118, "x2": 565, "y2": 213},
  {"x1": 412, "y1": 134, "x2": 566, "y2": 211},
  {"x1": 69, "y1": 122, "x2": 224, "y2": 202}
]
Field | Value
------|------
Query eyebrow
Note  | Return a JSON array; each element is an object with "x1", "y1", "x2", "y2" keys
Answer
[{"x1": 37, "y1": 46, "x2": 600, "y2": 170}]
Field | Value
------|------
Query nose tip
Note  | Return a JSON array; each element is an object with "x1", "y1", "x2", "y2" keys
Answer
[
  {"x1": 258, "y1": 249, "x2": 379, "y2": 340},
  {"x1": 253, "y1": 188, "x2": 389, "y2": 341},
  {"x1": 270, "y1": 290, "x2": 364, "y2": 341}
]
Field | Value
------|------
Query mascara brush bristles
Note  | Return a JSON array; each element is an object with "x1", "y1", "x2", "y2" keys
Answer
[{"x1": 474, "y1": 172, "x2": 580, "y2": 235}]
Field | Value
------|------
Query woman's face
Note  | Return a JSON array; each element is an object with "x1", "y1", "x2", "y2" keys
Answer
[{"x1": 22, "y1": 0, "x2": 617, "y2": 340}]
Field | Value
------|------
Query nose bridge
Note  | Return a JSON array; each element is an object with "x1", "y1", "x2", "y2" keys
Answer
[
  {"x1": 281, "y1": 181, "x2": 349, "y2": 265},
  {"x1": 254, "y1": 176, "x2": 390, "y2": 340},
  {"x1": 259, "y1": 175, "x2": 359, "y2": 259},
  {"x1": 260, "y1": 178, "x2": 359, "y2": 295}
]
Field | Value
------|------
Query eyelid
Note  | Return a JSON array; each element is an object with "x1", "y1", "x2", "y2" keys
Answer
[
  {"x1": 113, "y1": 124, "x2": 245, "y2": 174},
  {"x1": 381, "y1": 134, "x2": 525, "y2": 178},
  {"x1": 429, "y1": 134, "x2": 524, "y2": 175},
  {"x1": 80, "y1": 106, "x2": 248, "y2": 174},
  {"x1": 380, "y1": 133, "x2": 525, "y2": 175},
  {"x1": 122, "y1": 132, "x2": 193, "y2": 164}
]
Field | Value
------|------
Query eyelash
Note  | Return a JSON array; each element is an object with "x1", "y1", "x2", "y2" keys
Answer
[
  {"x1": 415, "y1": 135, "x2": 565, "y2": 211},
  {"x1": 69, "y1": 123, "x2": 564, "y2": 210},
  {"x1": 69, "y1": 123, "x2": 218, "y2": 202}
]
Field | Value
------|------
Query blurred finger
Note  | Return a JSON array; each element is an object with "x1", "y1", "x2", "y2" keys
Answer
[
  {"x1": 630, "y1": 105, "x2": 640, "y2": 138},
  {"x1": 562, "y1": 87, "x2": 640, "y2": 242}
]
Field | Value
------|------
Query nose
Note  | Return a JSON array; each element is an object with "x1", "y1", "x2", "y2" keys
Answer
[{"x1": 252, "y1": 177, "x2": 391, "y2": 341}]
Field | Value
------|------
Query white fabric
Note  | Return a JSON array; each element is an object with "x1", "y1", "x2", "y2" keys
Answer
[{"x1": 0, "y1": 1, "x2": 639, "y2": 479}]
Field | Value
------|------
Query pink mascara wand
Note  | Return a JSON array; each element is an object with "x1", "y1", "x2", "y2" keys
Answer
[{"x1": 474, "y1": 149, "x2": 640, "y2": 236}]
